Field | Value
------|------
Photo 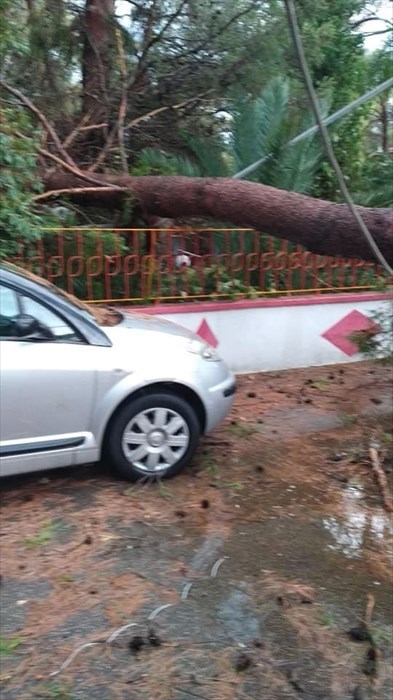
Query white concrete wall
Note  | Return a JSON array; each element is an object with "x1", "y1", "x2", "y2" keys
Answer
[{"x1": 130, "y1": 294, "x2": 392, "y2": 373}]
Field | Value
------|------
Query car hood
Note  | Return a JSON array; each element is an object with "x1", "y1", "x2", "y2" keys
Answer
[{"x1": 105, "y1": 310, "x2": 200, "y2": 343}]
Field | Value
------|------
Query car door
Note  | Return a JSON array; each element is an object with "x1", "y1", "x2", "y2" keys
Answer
[{"x1": 0, "y1": 284, "x2": 98, "y2": 476}]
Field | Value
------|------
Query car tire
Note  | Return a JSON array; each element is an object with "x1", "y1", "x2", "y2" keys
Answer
[{"x1": 104, "y1": 392, "x2": 201, "y2": 481}]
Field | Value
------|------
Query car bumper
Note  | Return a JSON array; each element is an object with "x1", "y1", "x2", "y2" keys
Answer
[{"x1": 203, "y1": 374, "x2": 236, "y2": 433}]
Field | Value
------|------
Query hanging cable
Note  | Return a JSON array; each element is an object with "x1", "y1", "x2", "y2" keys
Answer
[{"x1": 284, "y1": 0, "x2": 393, "y2": 276}]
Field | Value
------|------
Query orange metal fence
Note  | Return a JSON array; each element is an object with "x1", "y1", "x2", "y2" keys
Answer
[{"x1": 8, "y1": 228, "x2": 388, "y2": 304}]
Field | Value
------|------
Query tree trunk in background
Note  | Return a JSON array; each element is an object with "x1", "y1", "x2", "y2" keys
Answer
[
  {"x1": 44, "y1": 173, "x2": 393, "y2": 265},
  {"x1": 82, "y1": 0, "x2": 115, "y2": 127}
]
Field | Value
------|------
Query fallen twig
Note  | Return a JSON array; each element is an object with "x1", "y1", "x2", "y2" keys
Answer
[
  {"x1": 365, "y1": 593, "x2": 375, "y2": 629},
  {"x1": 50, "y1": 622, "x2": 140, "y2": 676},
  {"x1": 369, "y1": 442, "x2": 393, "y2": 512},
  {"x1": 181, "y1": 582, "x2": 193, "y2": 600},
  {"x1": 106, "y1": 622, "x2": 139, "y2": 644},
  {"x1": 211, "y1": 557, "x2": 226, "y2": 578},
  {"x1": 148, "y1": 603, "x2": 174, "y2": 620},
  {"x1": 49, "y1": 641, "x2": 102, "y2": 677}
]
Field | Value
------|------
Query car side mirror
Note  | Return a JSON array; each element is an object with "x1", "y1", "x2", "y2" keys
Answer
[{"x1": 14, "y1": 314, "x2": 54, "y2": 340}]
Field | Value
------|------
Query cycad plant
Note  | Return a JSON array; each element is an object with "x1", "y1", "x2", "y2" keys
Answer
[{"x1": 231, "y1": 77, "x2": 325, "y2": 195}]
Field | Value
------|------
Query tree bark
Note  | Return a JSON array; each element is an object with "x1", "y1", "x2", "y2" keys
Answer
[
  {"x1": 43, "y1": 172, "x2": 393, "y2": 265},
  {"x1": 82, "y1": 0, "x2": 115, "y2": 126}
]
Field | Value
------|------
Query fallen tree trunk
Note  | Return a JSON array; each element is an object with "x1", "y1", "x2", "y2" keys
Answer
[{"x1": 43, "y1": 172, "x2": 393, "y2": 265}]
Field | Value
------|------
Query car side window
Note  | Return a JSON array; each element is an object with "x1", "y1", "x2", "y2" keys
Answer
[
  {"x1": 20, "y1": 295, "x2": 81, "y2": 342},
  {"x1": 0, "y1": 283, "x2": 82, "y2": 343},
  {"x1": 0, "y1": 286, "x2": 20, "y2": 337}
]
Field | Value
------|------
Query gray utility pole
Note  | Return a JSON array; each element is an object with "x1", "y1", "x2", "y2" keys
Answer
[{"x1": 232, "y1": 77, "x2": 393, "y2": 180}]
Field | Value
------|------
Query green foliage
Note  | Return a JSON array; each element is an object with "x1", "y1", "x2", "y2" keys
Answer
[
  {"x1": 0, "y1": 636, "x2": 22, "y2": 657},
  {"x1": 185, "y1": 133, "x2": 231, "y2": 177},
  {"x1": 349, "y1": 306, "x2": 393, "y2": 361},
  {"x1": 296, "y1": 0, "x2": 377, "y2": 199},
  {"x1": 355, "y1": 154, "x2": 393, "y2": 207},
  {"x1": 135, "y1": 148, "x2": 202, "y2": 177},
  {"x1": 316, "y1": 609, "x2": 337, "y2": 627},
  {"x1": 226, "y1": 422, "x2": 258, "y2": 437},
  {"x1": 149, "y1": 263, "x2": 258, "y2": 302},
  {"x1": 0, "y1": 108, "x2": 73, "y2": 260},
  {"x1": 0, "y1": 0, "x2": 30, "y2": 60},
  {"x1": 0, "y1": 111, "x2": 47, "y2": 258},
  {"x1": 24, "y1": 519, "x2": 59, "y2": 548},
  {"x1": 45, "y1": 230, "x2": 129, "y2": 300},
  {"x1": 229, "y1": 78, "x2": 326, "y2": 193},
  {"x1": 35, "y1": 683, "x2": 75, "y2": 700},
  {"x1": 232, "y1": 78, "x2": 291, "y2": 178},
  {"x1": 1, "y1": 0, "x2": 390, "y2": 269}
]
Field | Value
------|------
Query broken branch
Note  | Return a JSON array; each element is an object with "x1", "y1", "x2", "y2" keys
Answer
[
  {"x1": 35, "y1": 145, "x2": 123, "y2": 189},
  {"x1": 61, "y1": 112, "x2": 92, "y2": 149},
  {"x1": 9, "y1": 128, "x2": 124, "y2": 190},
  {"x1": 33, "y1": 186, "x2": 127, "y2": 202},
  {"x1": 369, "y1": 442, "x2": 393, "y2": 512}
]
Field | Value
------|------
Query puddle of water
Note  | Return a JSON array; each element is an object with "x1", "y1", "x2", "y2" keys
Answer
[
  {"x1": 218, "y1": 585, "x2": 260, "y2": 643},
  {"x1": 220, "y1": 520, "x2": 392, "y2": 625},
  {"x1": 190, "y1": 536, "x2": 224, "y2": 572},
  {"x1": 255, "y1": 407, "x2": 343, "y2": 437},
  {"x1": 215, "y1": 476, "x2": 393, "y2": 625},
  {"x1": 323, "y1": 482, "x2": 393, "y2": 560}
]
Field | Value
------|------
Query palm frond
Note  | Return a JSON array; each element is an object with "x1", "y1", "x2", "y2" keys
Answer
[
  {"x1": 136, "y1": 148, "x2": 202, "y2": 177},
  {"x1": 231, "y1": 77, "x2": 290, "y2": 178},
  {"x1": 269, "y1": 135, "x2": 322, "y2": 194},
  {"x1": 354, "y1": 155, "x2": 393, "y2": 207},
  {"x1": 185, "y1": 134, "x2": 230, "y2": 177},
  {"x1": 267, "y1": 106, "x2": 329, "y2": 194}
]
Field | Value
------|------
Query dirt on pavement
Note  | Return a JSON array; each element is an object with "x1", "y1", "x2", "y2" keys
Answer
[{"x1": 0, "y1": 361, "x2": 392, "y2": 700}]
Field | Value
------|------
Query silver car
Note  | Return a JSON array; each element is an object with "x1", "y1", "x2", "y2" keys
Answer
[{"x1": 0, "y1": 264, "x2": 235, "y2": 481}]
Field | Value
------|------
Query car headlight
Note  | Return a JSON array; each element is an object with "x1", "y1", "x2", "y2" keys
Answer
[{"x1": 187, "y1": 339, "x2": 220, "y2": 361}]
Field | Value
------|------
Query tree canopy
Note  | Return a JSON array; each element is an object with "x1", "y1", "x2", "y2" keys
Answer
[{"x1": 0, "y1": 0, "x2": 392, "y2": 263}]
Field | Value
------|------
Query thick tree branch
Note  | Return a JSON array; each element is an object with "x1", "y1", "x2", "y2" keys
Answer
[
  {"x1": 125, "y1": 92, "x2": 209, "y2": 129},
  {"x1": 34, "y1": 186, "x2": 127, "y2": 202},
  {"x1": 351, "y1": 15, "x2": 392, "y2": 29},
  {"x1": 115, "y1": 28, "x2": 128, "y2": 173},
  {"x1": 362, "y1": 28, "x2": 393, "y2": 36},
  {"x1": 62, "y1": 112, "x2": 93, "y2": 149},
  {"x1": 35, "y1": 146, "x2": 124, "y2": 188},
  {"x1": 42, "y1": 173, "x2": 393, "y2": 265},
  {"x1": 9, "y1": 128, "x2": 123, "y2": 189}
]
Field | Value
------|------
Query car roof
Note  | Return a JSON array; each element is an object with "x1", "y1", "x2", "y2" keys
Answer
[{"x1": 0, "y1": 263, "x2": 112, "y2": 347}]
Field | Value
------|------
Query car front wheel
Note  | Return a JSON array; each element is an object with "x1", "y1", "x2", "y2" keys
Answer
[{"x1": 104, "y1": 393, "x2": 201, "y2": 481}]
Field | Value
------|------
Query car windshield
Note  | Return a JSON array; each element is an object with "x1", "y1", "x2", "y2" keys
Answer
[{"x1": 1, "y1": 263, "x2": 123, "y2": 327}]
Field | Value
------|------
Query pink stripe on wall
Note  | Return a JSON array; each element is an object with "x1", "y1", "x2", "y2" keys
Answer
[{"x1": 120, "y1": 292, "x2": 392, "y2": 316}]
